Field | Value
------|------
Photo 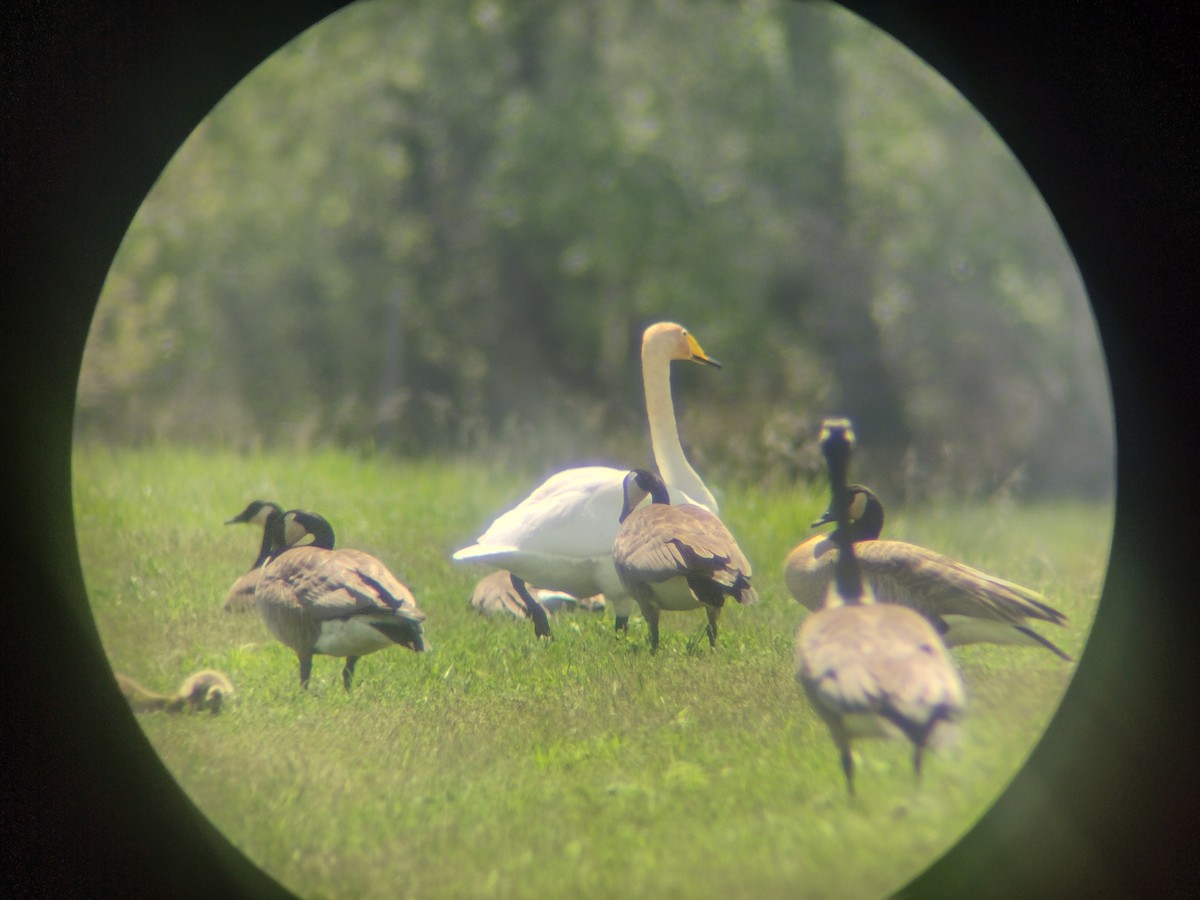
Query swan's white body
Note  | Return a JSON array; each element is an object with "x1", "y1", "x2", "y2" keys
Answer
[
  {"x1": 455, "y1": 466, "x2": 706, "y2": 611},
  {"x1": 452, "y1": 323, "x2": 719, "y2": 625}
]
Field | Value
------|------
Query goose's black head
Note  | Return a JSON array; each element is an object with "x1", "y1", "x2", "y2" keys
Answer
[
  {"x1": 225, "y1": 500, "x2": 281, "y2": 526},
  {"x1": 819, "y1": 419, "x2": 855, "y2": 499},
  {"x1": 235, "y1": 501, "x2": 286, "y2": 569},
  {"x1": 811, "y1": 484, "x2": 884, "y2": 541},
  {"x1": 262, "y1": 508, "x2": 335, "y2": 558},
  {"x1": 283, "y1": 510, "x2": 337, "y2": 551},
  {"x1": 819, "y1": 418, "x2": 867, "y2": 604},
  {"x1": 619, "y1": 468, "x2": 671, "y2": 523}
]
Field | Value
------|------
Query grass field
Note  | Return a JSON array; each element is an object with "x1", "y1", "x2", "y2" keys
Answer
[{"x1": 72, "y1": 443, "x2": 1111, "y2": 899}]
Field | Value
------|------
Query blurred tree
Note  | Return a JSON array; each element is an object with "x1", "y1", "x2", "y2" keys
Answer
[
  {"x1": 769, "y1": 2, "x2": 912, "y2": 485},
  {"x1": 75, "y1": 0, "x2": 1112, "y2": 500},
  {"x1": 830, "y1": 12, "x2": 1113, "y2": 497}
]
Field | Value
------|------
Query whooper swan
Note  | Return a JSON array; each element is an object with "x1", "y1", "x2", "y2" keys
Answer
[{"x1": 452, "y1": 322, "x2": 720, "y2": 638}]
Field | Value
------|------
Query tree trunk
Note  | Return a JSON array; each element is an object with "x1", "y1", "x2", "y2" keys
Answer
[{"x1": 780, "y1": 5, "x2": 911, "y2": 484}]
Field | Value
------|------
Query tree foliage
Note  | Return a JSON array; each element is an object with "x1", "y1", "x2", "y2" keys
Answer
[{"x1": 77, "y1": 0, "x2": 1113, "y2": 499}]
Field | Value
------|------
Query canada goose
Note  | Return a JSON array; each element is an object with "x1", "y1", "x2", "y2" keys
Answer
[
  {"x1": 784, "y1": 484, "x2": 1071, "y2": 660},
  {"x1": 612, "y1": 468, "x2": 757, "y2": 652},
  {"x1": 222, "y1": 500, "x2": 283, "y2": 612},
  {"x1": 116, "y1": 669, "x2": 235, "y2": 715},
  {"x1": 469, "y1": 569, "x2": 605, "y2": 618},
  {"x1": 255, "y1": 509, "x2": 427, "y2": 690},
  {"x1": 795, "y1": 420, "x2": 965, "y2": 795},
  {"x1": 453, "y1": 322, "x2": 721, "y2": 639}
]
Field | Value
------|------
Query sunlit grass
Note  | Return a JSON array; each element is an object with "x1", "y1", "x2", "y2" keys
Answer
[{"x1": 73, "y1": 444, "x2": 1109, "y2": 899}]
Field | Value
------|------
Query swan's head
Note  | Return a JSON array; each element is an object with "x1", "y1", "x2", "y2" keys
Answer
[
  {"x1": 642, "y1": 322, "x2": 721, "y2": 368},
  {"x1": 225, "y1": 499, "x2": 282, "y2": 526},
  {"x1": 619, "y1": 468, "x2": 671, "y2": 522}
]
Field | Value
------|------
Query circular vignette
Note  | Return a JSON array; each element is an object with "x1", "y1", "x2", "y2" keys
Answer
[{"x1": 4, "y1": 2, "x2": 1194, "y2": 898}]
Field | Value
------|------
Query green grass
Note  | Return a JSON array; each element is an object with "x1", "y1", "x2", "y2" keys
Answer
[{"x1": 72, "y1": 443, "x2": 1110, "y2": 899}]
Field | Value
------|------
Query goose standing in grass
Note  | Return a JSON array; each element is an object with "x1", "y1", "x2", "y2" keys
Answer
[
  {"x1": 469, "y1": 569, "x2": 604, "y2": 618},
  {"x1": 795, "y1": 420, "x2": 965, "y2": 796},
  {"x1": 453, "y1": 322, "x2": 721, "y2": 639},
  {"x1": 223, "y1": 500, "x2": 284, "y2": 612},
  {"x1": 612, "y1": 468, "x2": 756, "y2": 652},
  {"x1": 116, "y1": 669, "x2": 235, "y2": 715},
  {"x1": 256, "y1": 509, "x2": 427, "y2": 690},
  {"x1": 784, "y1": 484, "x2": 1071, "y2": 660}
]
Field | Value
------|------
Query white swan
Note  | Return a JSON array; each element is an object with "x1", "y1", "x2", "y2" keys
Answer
[{"x1": 452, "y1": 322, "x2": 720, "y2": 635}]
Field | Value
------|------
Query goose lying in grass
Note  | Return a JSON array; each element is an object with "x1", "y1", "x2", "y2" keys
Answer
[
  {"x1": 469, "y1": 569, "x2": 605, "y2": 618},
  {"x1": 795, "y1": 420, "x2": 965, "y2": 796},
  {"x1": 612, "y1": 468, "x2": 756, "y2": 652},
  {"x1": 453, "y1": 322, "x2": 721, "y2": 640},
  {"x1": 116, "y1": 669, "x2": 235, "y2": 715},
  {"x1": 256, "y1": 509, "x2": 427, "y2": 690},
  {"x1": 784, "y1": 484, "x2": 1071, "y2": 660}
]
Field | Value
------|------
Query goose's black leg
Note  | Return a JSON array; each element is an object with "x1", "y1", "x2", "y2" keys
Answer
[
  {"x1": 706, "y1": 606, "x2": 720, "y2": 648},
  {"x1": 828, "y1": 723, "x2": 856, "y2": 797},
  {"x1": 298, "y1": 654, "x2": 313, "y2": 689},
  {"x1": 510, "y1": 573, "x2": 553, "y2": 639},
  {"x1": 840, "y1": 745, "x2": 856, "y2": 797},
  {"x1": 343, "y1": 656, "x2": 359, "y2": 691},
  {"x1": 641, "y1": 604, "x2": 661, "y2": 653}
]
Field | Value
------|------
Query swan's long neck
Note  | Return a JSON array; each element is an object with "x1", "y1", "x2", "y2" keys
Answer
[{"x1": 643, "y1": 345, "x2": 718, "y2": 513}]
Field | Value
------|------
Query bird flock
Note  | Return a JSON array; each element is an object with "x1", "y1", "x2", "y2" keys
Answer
[{"x1": 117, "y1": 321, "x2": 1072, "y2": 795}]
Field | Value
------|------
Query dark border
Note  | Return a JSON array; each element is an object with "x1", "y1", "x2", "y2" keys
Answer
[{"x1": 2, "y1": 2, "x2": 1196, "y2": 896}]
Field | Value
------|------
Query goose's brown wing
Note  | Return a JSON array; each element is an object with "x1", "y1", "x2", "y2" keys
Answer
[
  {"x1": 797, "y1": 605, "x2": 965, "y2": 727},
  {"x1": 470, "y1": 569, "x2": 529, "y2": 617},
  {"x1": 784, "y1": 535, "x2": 838, "y2": 611},
  {"x1": 259, "y1": 547, "x2": 424, "y2": 624},
  {"x1": 327, "y1": 549, "x2": 425, "y2": 622},
  {"x1": 223, "y1": 568, "x2": 263, "y2": 612},
  {"x1": 856, "y1": 541, "x2": 1066, "y2": 626},
  {"x1": 615, "y1": 505, "x2": 751, "y2": 583}
]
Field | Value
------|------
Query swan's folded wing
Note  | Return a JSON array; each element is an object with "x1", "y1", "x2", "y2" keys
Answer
[{"x1": 457, "y1": 466, "x2": 625, "y2": 559}]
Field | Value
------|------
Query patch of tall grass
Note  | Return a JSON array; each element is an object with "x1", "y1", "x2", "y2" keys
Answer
[{"x1": 72, "y1": 443, "x2": 1109, "y2": 899}]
